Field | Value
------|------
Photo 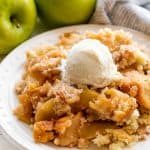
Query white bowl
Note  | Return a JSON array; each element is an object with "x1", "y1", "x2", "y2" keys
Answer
[{"x1": 0, "y1": 25, "x2": 150, "y2": 150}]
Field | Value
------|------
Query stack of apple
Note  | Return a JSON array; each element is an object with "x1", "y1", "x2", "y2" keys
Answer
[{"x1": 0, "y1": 0, "x2": 96, "y2": 55}]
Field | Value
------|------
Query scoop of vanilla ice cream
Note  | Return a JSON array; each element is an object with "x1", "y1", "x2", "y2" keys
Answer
[{"x1": 62, "y1": 39, "x2": 120, "y2": 88}]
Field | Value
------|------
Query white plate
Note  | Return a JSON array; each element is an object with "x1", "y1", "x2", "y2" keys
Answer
[{"x1": 0, "y1": 25, "x2": 150, "y2": 150}]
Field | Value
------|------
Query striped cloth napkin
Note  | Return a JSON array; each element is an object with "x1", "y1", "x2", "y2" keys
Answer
[{"x1": 90, "y1": 0, "x2": 150, "y2": 35}]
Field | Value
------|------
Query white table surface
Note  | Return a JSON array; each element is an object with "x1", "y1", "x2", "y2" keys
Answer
[{"x1": 0, "y1": 129, "x2": 19, "y2": 150}]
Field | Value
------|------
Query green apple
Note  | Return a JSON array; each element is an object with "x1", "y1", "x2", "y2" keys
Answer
[
  {"x1": 0, "y1": 0, "x2": 37, "y2": 54},
  {"x1": 35, "y1": 0, "x2": 96, "y2": 28}
]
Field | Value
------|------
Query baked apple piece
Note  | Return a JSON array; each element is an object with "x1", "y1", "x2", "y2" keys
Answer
[{"x1": 89, "y1": 88, "x2": 137, "y2": 124}]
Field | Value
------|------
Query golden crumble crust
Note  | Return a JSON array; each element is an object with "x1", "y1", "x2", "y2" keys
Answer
[{"x1": 14, "y1": 29, "x2": 150, "y2": 150}]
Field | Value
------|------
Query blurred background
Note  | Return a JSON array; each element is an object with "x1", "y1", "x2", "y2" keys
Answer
[
  {"x1": 0, "y1": 0, "x2": 150, "y2": 60},
  {"x1": 0, "y1": 0, "x2": 149, "y2": 61}
]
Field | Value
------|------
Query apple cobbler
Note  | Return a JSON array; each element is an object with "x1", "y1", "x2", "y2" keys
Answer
[{"x1": 14, "y1": 29, "x2": 150, "y2": 150}]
